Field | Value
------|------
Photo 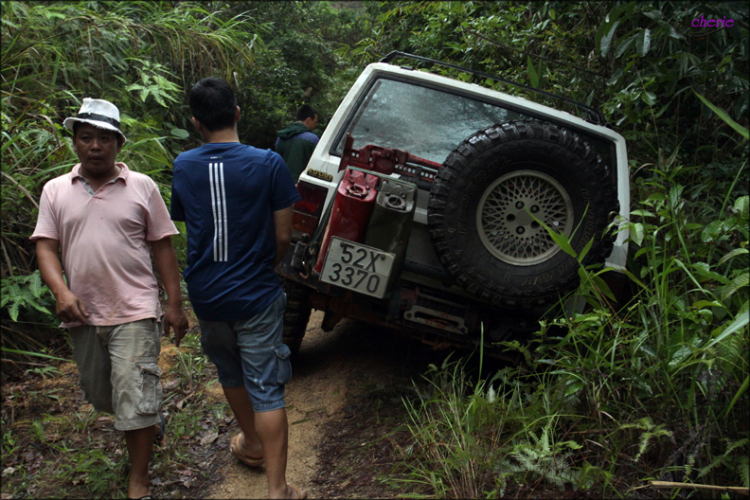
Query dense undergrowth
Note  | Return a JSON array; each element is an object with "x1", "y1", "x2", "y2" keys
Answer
[
  {"x1": 2, "y1": 1, "x2": 748, "y2": 498},
  {"x1": 1, "y1": 0, "x2": 363, "y2": 354},
  {"x1": 1, "y1": 324, "x2": 233, "y2": 499},
  {"x1": 397, "y1": 130, "x2": 749, "y2": 496},
  {"x1": 398, "y1": 165, "x2": 748, "y2": 498},
  {"x1": 371, "y1": 6, "x2": 749, "y2": 494}
]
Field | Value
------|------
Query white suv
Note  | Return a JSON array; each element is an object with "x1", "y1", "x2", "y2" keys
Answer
[{"x1": 277, "y1": 52, "x2": 630, "y2": 356}]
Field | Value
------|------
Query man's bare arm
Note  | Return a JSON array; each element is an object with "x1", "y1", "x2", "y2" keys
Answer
[
  {"x1": 151, "y1": 236, "x2": 189, "y2": 347},
  {"x1": 273, "y1": 206, "x2": 293, "y2": 267},
  {"x1": 36, "y1": 238, "x2": 89, "y2": 324}
]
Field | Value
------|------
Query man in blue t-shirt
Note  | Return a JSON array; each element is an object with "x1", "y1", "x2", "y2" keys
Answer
[{"x1": 171, "y1": 78, "x2": 306, "y2": 499}]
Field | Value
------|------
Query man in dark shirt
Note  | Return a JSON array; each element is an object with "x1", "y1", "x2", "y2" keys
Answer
[
  {"x1": 275, "y1": 104, "x2": 319, "y2": 183},
  {"x1": 171, "y1": 78, "x2": 306, "y2": 499}
]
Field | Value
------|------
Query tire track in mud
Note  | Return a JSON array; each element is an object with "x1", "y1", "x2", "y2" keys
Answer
[{"x1": 202, "y1": 310, "x2": 446, "y2": 499}]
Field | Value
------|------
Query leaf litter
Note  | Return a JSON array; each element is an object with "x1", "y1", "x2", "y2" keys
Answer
[{"x1": 2, "y1": 308, "x2": 474, "y2": 499}]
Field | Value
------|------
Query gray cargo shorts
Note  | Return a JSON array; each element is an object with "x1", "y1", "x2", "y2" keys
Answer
[{"x1": 69, "y1": 318, "x2": 162, "y2": 431}]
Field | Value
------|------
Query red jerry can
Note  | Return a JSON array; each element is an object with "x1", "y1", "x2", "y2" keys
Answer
[{"x1": 314, "y1": 168, "x2": 379, "y2": 274}]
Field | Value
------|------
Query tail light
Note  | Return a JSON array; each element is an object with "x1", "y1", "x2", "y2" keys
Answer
[{"x1": 292, "y1": 181, "x2": 328, "y2": 240}]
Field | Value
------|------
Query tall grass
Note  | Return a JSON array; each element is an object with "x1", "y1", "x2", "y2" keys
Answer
[
  {"x1": 399, "y1": 354, "x2": 597, "y2": 498},
  {"x1": 397, "y1": 140, "x2": 748, "y2": 497},
  {"x1": 1, "y1": 1, "x2": 262, "y2": 353}
]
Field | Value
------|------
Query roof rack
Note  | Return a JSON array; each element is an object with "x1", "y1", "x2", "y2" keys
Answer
[{"x1": 380, "y1": 51, "x2": 609, "y2": 127}]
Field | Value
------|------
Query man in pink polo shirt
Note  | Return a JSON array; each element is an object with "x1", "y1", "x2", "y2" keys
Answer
[{"x1": 31, "y1": 98, "x2": 188, "y2": 500}]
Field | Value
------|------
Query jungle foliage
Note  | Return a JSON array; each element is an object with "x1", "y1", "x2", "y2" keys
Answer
[
  {"x1": 1, "y1": 0, "x2": 365, "y2": 349},
  {"x1": 2, "y1": 1, "x2": 748, "y2": 498},
  {"x1": 346, "y1": 1, "x2": 748, "y2": 497}
]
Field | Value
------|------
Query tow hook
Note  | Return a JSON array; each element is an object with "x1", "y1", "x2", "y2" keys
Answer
[{"x1": 291, "y1": 234, "x2": 310, "y2": 271}]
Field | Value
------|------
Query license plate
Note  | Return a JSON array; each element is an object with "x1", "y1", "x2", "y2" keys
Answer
[{"x1": 320, "y1": 237, "x2": 395, "y2": 299}]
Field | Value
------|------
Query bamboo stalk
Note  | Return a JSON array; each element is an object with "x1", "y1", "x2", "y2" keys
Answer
[
  {"x1": 648, "y1": 480, "x2": 749, "y2": 496},
  {"x1": 1, "y1": 171, "x2": 40, "y2": 210},
  {"x1": 2, "y1": 235, "x2": 31, "y2": 274},
  {"x1": 0, "y1": 358, "x2": 48, "y2": 367},
  {"x1": 1, "y1": 325, "x2": 50, "y2": 350},
  {"x1": 2, "y1": 240, "x2": 14, "y2": 277}
]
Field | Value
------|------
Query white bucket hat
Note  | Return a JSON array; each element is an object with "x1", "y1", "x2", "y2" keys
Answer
[{"x1": 63, "y1": 98, "x2": 127, "y2": 143}]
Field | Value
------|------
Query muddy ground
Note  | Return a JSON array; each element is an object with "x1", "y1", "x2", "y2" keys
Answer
[
  {"x1": 1, "y1": 309, "x2": 456, "y2": 499},
  {"x1": 201, "y1": 310, "x2": 445, "y2": 499}
]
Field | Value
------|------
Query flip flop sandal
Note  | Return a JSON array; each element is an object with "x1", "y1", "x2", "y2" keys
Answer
[
  {"x1": 154, "y1": 413, "x2": 166, "y2": 449},
  {"x1": 288, "y1": 484, "x2": 308, "y2": 499},
  {"x1": 230, "y1": 433, "x2": 265, "y2": 467}
]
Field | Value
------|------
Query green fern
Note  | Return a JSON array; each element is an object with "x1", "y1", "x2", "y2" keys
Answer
[
  {"x1": 716, "y1": 325, "x2": 746, "y2": 373},
  {"x1": 721, "y1": 272, "x2": 749, "y2": 302},
  {"x1": 505, "y1": 423, "x2": 583, "y2": 491},
  {"x1": 740, "y1": 455, "x2": 750, "y2": 489},
  {"x1": 697, "y1": 438, "x2": 750, "y2": 487},
  {"x1": 621, "y1": 417, "x2": 673, "y2": 462},
  {"x1": 0, "y1": 271, "x2": 55, "y2": 322}
]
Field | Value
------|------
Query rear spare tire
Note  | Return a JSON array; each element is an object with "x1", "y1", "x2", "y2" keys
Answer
[{"x1": 428, "y1": 120, "x2": 618, "y2": 308}]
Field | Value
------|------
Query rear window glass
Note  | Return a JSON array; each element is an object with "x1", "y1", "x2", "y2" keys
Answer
[
  {"x1": 333, "y1": 76, "x2": 617, "y2": 178},
  {"x1": 334, "y1": 78, "x2": 525, "y2": 164}
]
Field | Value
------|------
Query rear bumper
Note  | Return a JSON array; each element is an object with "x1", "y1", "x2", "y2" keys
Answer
[{"x1": 278, "y1": 243, "x2": 534, "y2": 361}]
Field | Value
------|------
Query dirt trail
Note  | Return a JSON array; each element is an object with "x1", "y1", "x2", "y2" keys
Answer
[
  {"x1": 0, "y1": 306, "x2": 443, "y2": 500},
  {"x1": 202, "y1": 310, "x2": 437, "y2": 499},
  {"x1": 204, "y1": 310, "x2": 345, "y2": 499}
]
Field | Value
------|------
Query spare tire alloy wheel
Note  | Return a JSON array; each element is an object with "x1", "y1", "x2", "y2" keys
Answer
[
  {"x1": 477, "y1": 170, "x2": 574, "y2": 266},
  {"x1": 428, "y1": 120, "x2": 618, "y2": 308}
]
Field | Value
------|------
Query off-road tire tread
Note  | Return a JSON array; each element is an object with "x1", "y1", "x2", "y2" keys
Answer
[{"x1": 428, "y1": 120, "x2": 618, "y2": 308}]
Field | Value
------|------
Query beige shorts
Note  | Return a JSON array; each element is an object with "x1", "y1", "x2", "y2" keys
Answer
[{"x1": 69, "y1": 319, "x2": 162, "y2": 431}]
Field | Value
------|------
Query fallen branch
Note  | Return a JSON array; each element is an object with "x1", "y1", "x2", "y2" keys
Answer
[
  {"x1": 2, "y1": 240, "x2": 14, "y2": 277},
  {"x1": 1, "y1": 170, "x2": 39, "y2": 210},
  {"x1": 648, "y1": 480, "x2": 749, "y2": 496},
  {"x1": 0, "y1": 358, "x2": 48, "y2": 367}
]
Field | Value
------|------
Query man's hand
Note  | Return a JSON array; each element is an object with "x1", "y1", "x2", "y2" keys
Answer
[
  {"x1": 36, "y1": 238, "x2": 90, "y2": 325},
  {"x1": 163, "y1": 305, "x2": 189, "y2": 347},
  {"x1": 55, "y1": 288, "x2": 90, "y2": 324},
  {"x1": 150, "y1": 236, "x2": 189, "y2": 347}
]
